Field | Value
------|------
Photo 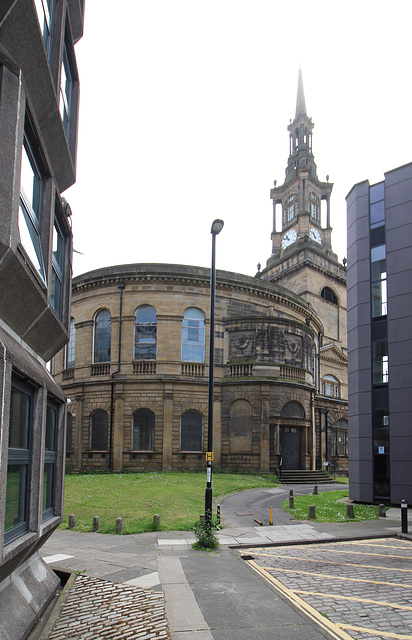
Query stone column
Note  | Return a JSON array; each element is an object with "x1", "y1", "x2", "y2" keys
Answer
[
  {"x1": 311, "y1": 392, "x2": 316, "y2": 470},
  {"x1": 162, "y1": 385, "x2": 173, "y2": 471}
]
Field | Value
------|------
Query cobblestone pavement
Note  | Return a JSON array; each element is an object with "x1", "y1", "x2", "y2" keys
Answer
[
  {"x1": 238, "y1": 537, "x2": 412, "y2": 640},
  {"x1": 46, "y1": 575, "x2": 171, "y2": 640}
]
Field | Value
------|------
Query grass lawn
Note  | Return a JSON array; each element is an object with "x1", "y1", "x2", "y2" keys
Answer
[
  {"x1": 61, "y1": 472, "x2": 278, "y2": 534},
  {"x1": 283, "y1": 489, "x2": 381, "y2": 522}
]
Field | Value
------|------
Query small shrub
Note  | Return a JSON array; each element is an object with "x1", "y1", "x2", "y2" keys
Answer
[{"x1": 192, "y1": 513, "x2": 220, "y2": 550}]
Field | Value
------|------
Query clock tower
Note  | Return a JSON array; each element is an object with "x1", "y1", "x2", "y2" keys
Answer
[{"x1": 259, "y1": 68, "x2": 347, "y2": 363}]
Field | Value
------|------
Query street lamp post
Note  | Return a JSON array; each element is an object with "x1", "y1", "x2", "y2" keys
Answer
[{"x1": 205, "y1": 219, "x2": 224, "y2": 529}]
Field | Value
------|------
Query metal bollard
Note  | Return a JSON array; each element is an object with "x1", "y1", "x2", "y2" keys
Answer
[
  {"x1": 313, "y1": 485, "x2": 318, "y2": 495},
  {"x1": 269, "y1": 506, "x2": 273, "y2": 525},
  {"x1": 289, "y1": 489, "x2": 293, "y2": 498},
  {"x1": 289, "y1": 496, "x2": 294, "y2": 509},
  {"x1": 216, "y1": 504, "x2": 221, "y2": 523},
  {"x1": 401, "y1": 499, "x2": 408, "y2": 534}
]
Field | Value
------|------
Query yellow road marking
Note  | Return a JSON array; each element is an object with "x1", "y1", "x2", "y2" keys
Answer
[
  {"x1": 247, "y1": 560, "x2": 354, "y2": 640},
  {"x1": 264, "y1": 565, "x2": 412, "y2": 588},
  {"x1": 251, "y1": 551, "x2": 412, "y2": 573},
  {"x1": 338, "y1": 623, "x2": 412, "y2": 639},
  {"x1": 294, "y1": 589, "x2": 412, "y2": 611},
  {"x1": 315, "y1": 548, "x2": 412, "y2": 561}
]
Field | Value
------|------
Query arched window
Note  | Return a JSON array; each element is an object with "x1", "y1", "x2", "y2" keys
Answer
[
  {"x1": 91, "y1": 410, "x2": 108, "y2": 451},
  {"x1": 322, "y1": 375, "x2": 340, "y2": 398},
  {"x1": 65, "y1": 317, "x2": 76, "y2": 368},
  {"x1": 66, "y1": 412, "x2": 73, "y2": 452},
  {"x1": 280, "y1": 401, "x2": 305, "y2": 418},
  {"x1": 321, "y1": 286, "x2": 338, "y2": 305},
  {"x1": 181, "y1": 410, "x2": 203, "y2": 452},
  {"x1": 181, "y1": 308, "x2": 205, "y2": 362},
  {"x1": 134, "y1": 306, "x2": 157, "y2": 360},
  {"x1": 94, "y1": 309, "x2": 111, "y2": 363},
  {"x1": 133, "y1": 409, "x2": 155, "y2": 451}
]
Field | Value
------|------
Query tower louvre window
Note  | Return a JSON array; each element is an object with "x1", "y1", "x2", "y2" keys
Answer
[{"x1": 321, "y1": 286, "x2": 338, "y2": 305}]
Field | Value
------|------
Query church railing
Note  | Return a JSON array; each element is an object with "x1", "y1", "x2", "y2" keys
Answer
[
  {"x1": 280, "y1": 365, "x2": 305, "y2": 381},
  {"x1": 133, "y1": 361, "x2": 157, "y2": 375}
]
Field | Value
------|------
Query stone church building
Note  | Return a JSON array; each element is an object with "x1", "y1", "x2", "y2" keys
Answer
[{"x1": 53, "y1": 70, "x2": 348, "y2": 476}]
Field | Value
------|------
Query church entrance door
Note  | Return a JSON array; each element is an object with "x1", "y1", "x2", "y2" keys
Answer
[{"x1": 280, "y1": 426, "x2": 301, "y2": 469}]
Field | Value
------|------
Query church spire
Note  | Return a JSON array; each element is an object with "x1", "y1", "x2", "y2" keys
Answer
[
  {"x1": 286, "y1": 68, "x2": 316, "y2": 183},
  {"x1": 295, "y1": 67, "x2": 307, "y2": 118}
]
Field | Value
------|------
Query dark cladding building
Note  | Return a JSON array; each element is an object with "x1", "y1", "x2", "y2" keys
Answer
[
  {"x1": 347, "y1": 162, "x2": 412, "y2": 504},
  {"x1": 0, "y1": 2, "x2": 84, "y2": 638}
]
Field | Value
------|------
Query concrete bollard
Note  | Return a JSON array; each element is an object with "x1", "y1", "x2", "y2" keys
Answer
[
  {"x1": 379, "y1": 504, "x2": 386, "y2": 518},
  {"x1": 313, "y1": 485, "x2": 318, "y2": 495},
  {"x1": 289, "y1": 496, "x2": 294, "y2": 509},
  {"x1": 308, "y1": 505, "x2": 316, "y2": 519},
  {"x1": 115, "y1": 517, "x2": 123, "y2": 534},
  {"x1": 93, "y1": 516, "x2": 100, "y2": 532},
  {"x1": 346, "y1": 503, "x2": 355, "y2": 519},
  {"x1": 153, "y1": 514, "x2": 160, "y2": 528},
  {"x1": 68, "y1": 514, "x2": 76, "y2": 529}
]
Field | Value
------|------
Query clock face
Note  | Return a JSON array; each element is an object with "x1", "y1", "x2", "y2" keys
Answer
[
  {"x1": 282, "y1": 229, "x2": 297, "y2": 249},
  {"x1": 309, "y1": 228, "x2": 321, "y2": 244}
]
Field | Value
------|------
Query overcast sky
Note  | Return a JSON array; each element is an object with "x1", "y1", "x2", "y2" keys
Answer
[{"x1": 65, "y1": 1, "x2": 412, "y2": 279}]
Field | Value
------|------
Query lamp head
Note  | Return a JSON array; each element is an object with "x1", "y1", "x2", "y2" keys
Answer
[{"x1": 211, "y1": 219, "x2": 224, "y2": 235}]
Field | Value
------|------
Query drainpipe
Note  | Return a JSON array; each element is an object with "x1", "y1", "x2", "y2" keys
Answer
[{"x1": 109, "y1": 282, "x2": 125, "y2": 470}]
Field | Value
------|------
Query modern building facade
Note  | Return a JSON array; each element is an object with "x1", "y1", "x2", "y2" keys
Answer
[
  {"x1": 53, "y1": 71, "x2": 348, "y2": 478},
  {"x1": 0, "y1": 2, "x2": 84, "y2": 638},
  {"x1": 347, "y1": 162, "x2": 412, "y2": 504}
]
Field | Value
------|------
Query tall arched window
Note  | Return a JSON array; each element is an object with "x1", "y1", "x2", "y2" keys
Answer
[
  {"x1": 91, "y1": 410, "x2": 108, "y2": 451},
  {"x1": 133, "y1": 409, "x2": 155, "y2": 451},
  {"x1": 94, "y1": 309, "x2": 111, "y2": 363},
  {"x1": 322, "y1": 375, "x2": 340, "y2": 398},
  {"x1": 321, "y1": 286, "x2": 338, "y2": 305},
  {"x1": 181, "y1": 308, "x2": 205, "y2": 362},
  {"x1": 134, "y1": 306, "x2": 157, "y2": 360},
  {"x1": 65, "y1": 317, "x2": 76, "y2": 368},
  {"x1": 181, "y1": 410, "x2": 203, "y2": 452}
]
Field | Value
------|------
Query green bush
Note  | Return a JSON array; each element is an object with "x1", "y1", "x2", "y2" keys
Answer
[{"x1": 192, "y1": 513, "x2": 220, "y2": 550}]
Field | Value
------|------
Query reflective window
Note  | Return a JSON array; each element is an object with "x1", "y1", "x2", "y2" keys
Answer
[
  {"x1": 43, "y1": 399, "x2": 58, "y2": 519},
  {"x1": 132, "y1": 409, "x2": 155, "y2": 451},
  {"x1": 372, "y1": 340, "x2": 389, "y2": 384},
  {"x1": 182, "y1": 308, "x2": 205, "y2": 362},
  {"x1": 181, "y1": 410, "x2": 202, "y2": 452},
  {"x1": 51, "y1": 215, "x2": 64, "y2": 318},
  {"x1": 91, "y1": 410, "x2": 108, "y2": 451},
  {"x1": 66, "y1": 413, "x2": 73, "y2": 452},
  {"x1": 94, "y1": 310, "x2": 111, "y2": 363},
  {"x1": 34, "y1": 0, "x2": 53, "y2": 55},
  {"x1": 19, "y1": 119, "x2": 46, "y2": 283},
  {"x1": 134, "y1": 306, "x2": 157, "y2": 360},
  {"x1": 60, "y1": 32, "x2": 74, "y2": 138},
  {"x1": 5, "y1": 378, "x2": 33, "y2": 544}
]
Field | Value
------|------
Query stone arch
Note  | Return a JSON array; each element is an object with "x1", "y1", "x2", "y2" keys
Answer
[{"x1": 280, "y1": 400, "x2": 305, "y2": 419}]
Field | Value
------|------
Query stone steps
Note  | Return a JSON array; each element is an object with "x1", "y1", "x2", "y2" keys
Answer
[{"x1": 280, "y1": 469, "x2": 334, "y2": 484}]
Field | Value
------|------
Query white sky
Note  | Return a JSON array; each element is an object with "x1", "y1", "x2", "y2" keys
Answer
[{"x1": 65, "y1": 0, "x2": 412, "y2": 279}]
